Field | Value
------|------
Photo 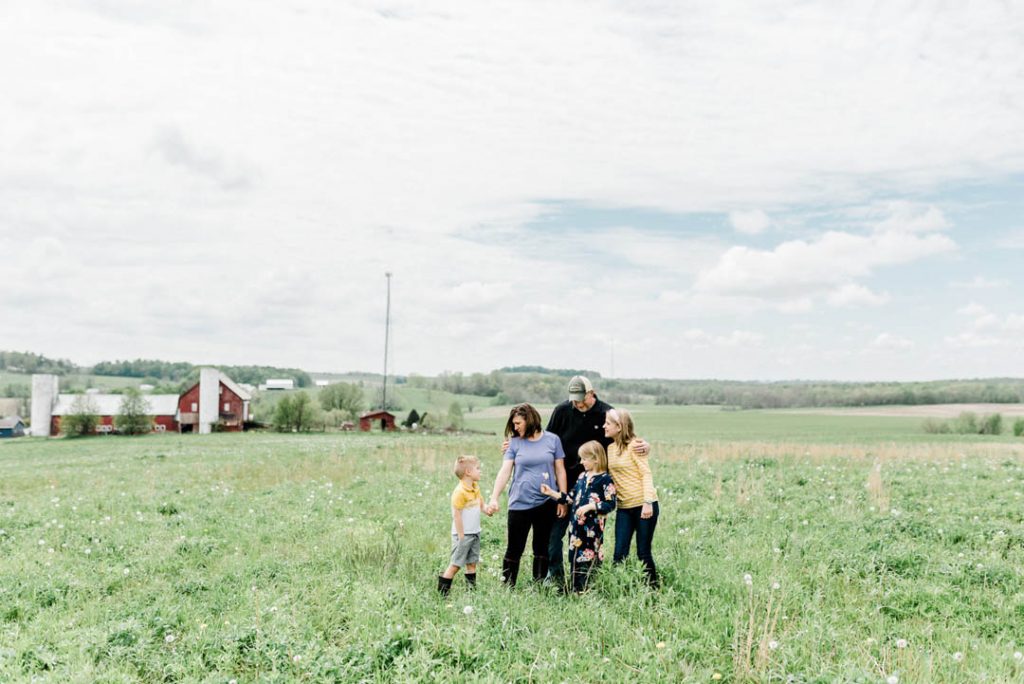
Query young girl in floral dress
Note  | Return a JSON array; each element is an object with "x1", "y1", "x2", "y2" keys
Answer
[{"x1": 540, "y1": 440, "x2": 616, "y2": 593}]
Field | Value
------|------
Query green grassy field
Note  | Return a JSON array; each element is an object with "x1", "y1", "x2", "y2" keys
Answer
[{"x1": 3, "y1": 412, "x2": 1024, "y2": 682}]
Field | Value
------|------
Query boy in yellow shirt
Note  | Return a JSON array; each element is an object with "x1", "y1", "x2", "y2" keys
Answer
[{"x1": 437, "y1": 455, "x2": 483, "y2": 595}]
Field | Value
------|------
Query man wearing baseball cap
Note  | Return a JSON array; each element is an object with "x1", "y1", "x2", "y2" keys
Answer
[{"x1": 543, "y1": 375, "x2": 648, "y2": 587}]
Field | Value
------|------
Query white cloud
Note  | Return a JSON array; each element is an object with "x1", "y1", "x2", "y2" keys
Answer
[
  {"x1": 957, "y1": 302, "x2": 990, "y2": 317},
  {"x1": 729, "y1": 210, "x2": 771, "y2": 235},
  {"x1": 950, "y1": 276, "x2": 1008, "y2": 289},
  {"x1": 944, "y1": 332, "x2": 1002, "y2": 349},
  {"x1": 870, "y1": 333, "x2": 914, "y2": 351},
  {"x1": 827, "y1": 284, "x2": 890, "y2": 308},
  {"x1": 694, "y1": 226, "x2": 955, "y2": 299}
]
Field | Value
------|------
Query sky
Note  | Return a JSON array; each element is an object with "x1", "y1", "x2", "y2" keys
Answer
[{"x1": 2, "y1": 0, "x2": 1023, "y2": 381}]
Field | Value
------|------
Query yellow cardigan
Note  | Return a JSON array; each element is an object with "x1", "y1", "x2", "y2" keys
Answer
[{"x1": 607, "y1": 442, "x2": 657, "y2": 509}]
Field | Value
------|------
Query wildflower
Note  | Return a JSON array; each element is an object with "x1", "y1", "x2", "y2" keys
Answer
[
  {"x1": 896, "y1": 639, "x2": 908, "y2": 649},
  {"x1": 953, "y1": 652, "x2": 964, "y2": 662},
  {"x1": 712, "y1": 673, "x2": 722, "y2": 680},
  {"x1": 743, "y1": 573, "x2": 753, "y2": 586},
  {"x1": 772, "y1": 582, "x2": 781, "y2": 590},
  {"x1": 1014, "y1": 651, "x2": 1022, "y2": 661},
  {"x1": 656, "y1": 642, "x2": 666, "y2": 649},
  {"x1": 769, "y1": 640, "x2": 779, "y2": 650},
  {"x1": 123, "y1": 568, "x2": 130, "y2": 575},
  {"x1": 463, "y1": 605, "x2": 474, "y2": 615},
  {"x1": 293, "y1": 654, "x2": 302, "y2": 662},
  {"x1": 165, "y1": 634, "x2": 176, "y2": 643},
  {"x1": 887, "y1": 676, "x2": 899, "y2": 684}
]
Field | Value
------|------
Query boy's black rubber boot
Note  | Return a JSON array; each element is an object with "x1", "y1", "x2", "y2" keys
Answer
[
  {"x1": 437, "y1": 575, "x2": 453, "y2": 596},
  {"x1": 464, "y1": 573, "x2": 477, "y2": 589}
]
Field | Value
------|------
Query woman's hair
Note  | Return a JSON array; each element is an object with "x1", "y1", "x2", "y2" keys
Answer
[
  {"x1": 607, "y1": 407, "x2": 636, "y2": 452},
  {"x1": 504, "y1": 403, "x2": 543, "y2": 439},
  {"x1": 578, "y1": 440, "x2": 608, "y2": 472},
  {"x1": 453, "y1": 454, "x2": 480, "y2": 478}
]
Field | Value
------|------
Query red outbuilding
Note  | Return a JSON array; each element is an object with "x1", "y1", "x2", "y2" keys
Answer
[{"x1": 359, "y1": 410, "x2": 396, "y2": 432}]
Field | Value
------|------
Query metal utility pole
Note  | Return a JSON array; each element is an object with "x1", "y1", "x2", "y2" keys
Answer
[{"x1": 382, "y1": 272, "x2": 392, "y2": 410}]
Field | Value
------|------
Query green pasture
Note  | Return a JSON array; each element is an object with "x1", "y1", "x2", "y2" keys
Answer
[
  {"x1": 2, "y1": 417, "x2": 1024, "y2": 682},
  {"x1": 467, "y1": 404, "x2": 1010, "y2": 444}
]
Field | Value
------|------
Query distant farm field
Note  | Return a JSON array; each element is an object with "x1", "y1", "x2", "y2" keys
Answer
[{"x1": 3, "y1": 410, "x2": 1024, "y2": 682}]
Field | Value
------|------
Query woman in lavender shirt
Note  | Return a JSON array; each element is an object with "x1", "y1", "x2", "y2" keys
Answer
[{"x1": 486, "y1": 403, "x2": 567, "y2": 587}]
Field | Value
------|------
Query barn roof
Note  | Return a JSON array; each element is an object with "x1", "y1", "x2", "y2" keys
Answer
[
  {"x1": 0, "y1": 416, "x2": 24, "y2": 428},
  {"x1": 360, "y1": 410, "x2": 395, "y2": 419},
  {"x1": 181, "y1": 371, "x2": 252, "y2": 401},
  {"x1": 52, "y1": 394, "x2": 180, "y2": 416}
]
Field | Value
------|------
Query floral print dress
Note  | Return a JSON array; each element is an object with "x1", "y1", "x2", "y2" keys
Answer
[{"x1": 557, "y1": 472, "x2": 617, "y2": 564}]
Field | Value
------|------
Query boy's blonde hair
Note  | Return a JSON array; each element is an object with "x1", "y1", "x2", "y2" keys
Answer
[
  {"x1": 454, "y1": 455, "x2": 481, "y2": 478},
  {"x1": 578, "y1": 440, "x2": 608, "y2": 472}
]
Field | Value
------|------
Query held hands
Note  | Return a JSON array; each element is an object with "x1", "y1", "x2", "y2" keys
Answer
[
  {"x1": 484, "y1": 500, "x2": 500, "y2": 516},
  {"x1": 576, "y1": 503, "x2": 595, "y2": 521}
]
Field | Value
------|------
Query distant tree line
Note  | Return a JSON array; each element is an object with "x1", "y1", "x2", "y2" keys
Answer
[
  {"x1": 91, "y1": 358, "x2": 312, "y2": 389},
  {"x1": 403, "y1": 372, "x2": 1024, "y2": 410},
  {"x1": 0, "y1": 351, "x2": 76, "y2": 375}
]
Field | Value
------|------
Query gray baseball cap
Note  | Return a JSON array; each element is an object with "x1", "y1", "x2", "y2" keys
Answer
[{"x1": 567, "y1": 375, "x2": 593, "y2": 402}]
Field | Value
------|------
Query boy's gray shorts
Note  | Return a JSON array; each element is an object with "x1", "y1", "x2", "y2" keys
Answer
[{"x1": 449, "y1": 534, "x2": 480, "y2": 567}]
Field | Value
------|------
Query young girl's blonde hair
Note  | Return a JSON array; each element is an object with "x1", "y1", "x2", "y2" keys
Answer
[
  {"x1": 453, "y1": 455, "x2": 480, "y2": 478},
  {"x1": 578, "y1": 440, "x2": 608, "y2": 472},
  {"x1": 607, "y1": 408, "x2": 636, "y2": 453}
]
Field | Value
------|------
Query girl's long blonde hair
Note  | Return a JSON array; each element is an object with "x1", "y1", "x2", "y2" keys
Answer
[
  {"x1": 578, "y1": 440, "x2": 608, "y2": 473},
  {"x1": 607, "y1": 408, "x2": 636, "y2": 453}
]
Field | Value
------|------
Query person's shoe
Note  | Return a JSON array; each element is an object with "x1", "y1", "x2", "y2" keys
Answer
[
  {"x1": 501, "y1": 558, "x2": 520, "y2": 587},
  {"x1": 532, "y1": 556, "x2": 550, "y2": 582},
  {"x1": 437, "y1": 575, "x2": 453, "y2": 596},
  {"x1": 464, "y1": 573, "x2": 477, "y2": 590}
]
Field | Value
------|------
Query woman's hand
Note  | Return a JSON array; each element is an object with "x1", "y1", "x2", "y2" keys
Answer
[
  {"x1": 556, "y1": 503, "x2": 568, "y2": 519},
  {"x1": 485, "y1": 500, "x2": 500, "y2": 516},
  {"x1": 641, "y1": 502, "x2": 653, "y2": 519}
]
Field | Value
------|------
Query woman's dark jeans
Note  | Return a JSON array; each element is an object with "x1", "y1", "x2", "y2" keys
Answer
[
  {"x1": 503, "y1": 500, "x2": 556, "y2": 584},
  {"x1": 613, "y1": 501, "x2": 659, "y2": 586}
]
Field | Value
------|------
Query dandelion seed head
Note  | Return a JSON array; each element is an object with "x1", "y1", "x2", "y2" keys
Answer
[
  {"x1": 769, "y1": 640, "x2": 779, "y2": 650},
  {"x1": 886, "y1": 676, "x2": 899, "y2": 684},
  {"x1": 165, "y1": 634, "x2": 176, "y2": 643},
  {"x1": 743, "y1": 573, "x2": 753, "y2": 585},
  {"x1": 896, "y1": 639, "x2": 908, "y2": 649},
  {"x1": 463, "y1": 605, "x2": 474, "y2": 615},
  {"x1": 954, "y1": 651, "x2": 964, "y2": 662}
]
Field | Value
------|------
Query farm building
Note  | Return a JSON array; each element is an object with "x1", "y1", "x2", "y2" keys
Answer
[
  {"x1": 48, "y1": 392, "x2": 180, "y2": 436},
  {"x1": 178, "y1": 368, "x2": 251, "y2": 433},
  {"x1": 261, "y1": 379, "x2": 295, "y2": 391},
  {"x1": 0, "y1": 416, "x2": 26, "y2": 438},
  {"x1": 359, "y1": 410, "x2": 396, "y2": 432}
]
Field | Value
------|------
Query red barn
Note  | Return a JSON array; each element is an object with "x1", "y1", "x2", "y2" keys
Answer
[
  {"x1": 50, "y1": 393, "x2": 179, "y2": 435},
  {"x1": 359, "y1": 410, "x2": 396, "y2": 432},
  {"x1": 178, "y1": 370, "x2": 251, "y2": 433}
]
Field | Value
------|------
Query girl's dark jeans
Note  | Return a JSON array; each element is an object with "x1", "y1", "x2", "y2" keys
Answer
[
  {"x1": 613, "y1": 501, "x2": 659, "y2": 586},
  {"x1": 504, "y1": 500, "x2": 556, "y2": 576}
]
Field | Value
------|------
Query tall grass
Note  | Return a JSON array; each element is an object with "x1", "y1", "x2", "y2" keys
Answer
[{"x1": 2, "y1": 430, "x2": 1024, "y2": 681}]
